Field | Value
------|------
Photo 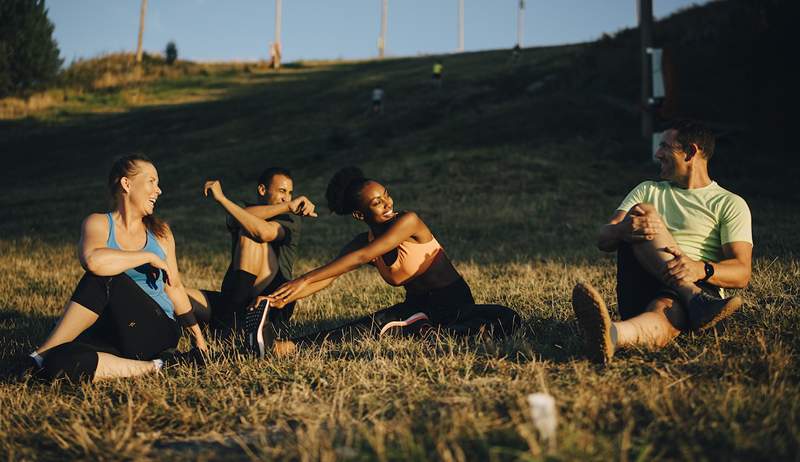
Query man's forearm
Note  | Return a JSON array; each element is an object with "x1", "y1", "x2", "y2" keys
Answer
[
  {"x1": 705, "y1": 259, "x2": 751, "y2": 289},
  {"x1": 243, "y1": 203, "x2": 291, "y2": 220}
]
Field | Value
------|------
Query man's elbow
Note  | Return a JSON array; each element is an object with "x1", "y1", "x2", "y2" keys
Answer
[{"x1": 735, "y1": 271, "x2": 751, "y2": 289}]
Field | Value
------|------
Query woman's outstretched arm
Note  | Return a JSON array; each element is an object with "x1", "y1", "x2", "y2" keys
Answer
[{"x1": 269, "y1": 213, "x2": 423, "y2": 301}]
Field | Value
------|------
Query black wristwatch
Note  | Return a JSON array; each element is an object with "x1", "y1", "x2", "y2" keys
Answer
[{"x1": 700, "y1": 261, "x2": 714, "y2": 282}]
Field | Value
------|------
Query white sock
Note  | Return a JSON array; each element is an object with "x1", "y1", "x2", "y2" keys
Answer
[
  {"x1": 152, "y1": 359, "x2": 164, "y2": 371},
  {"x1": 29, "y1": 352, "x2": 44, "y2": 368}
]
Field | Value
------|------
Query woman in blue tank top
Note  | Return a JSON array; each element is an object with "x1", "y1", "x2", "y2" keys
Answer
[{"x1": 28, "y1": 154, "x2": 207, "y2": 382}]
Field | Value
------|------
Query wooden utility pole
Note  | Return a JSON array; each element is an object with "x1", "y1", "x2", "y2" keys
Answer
[
  {"x1": 273, "y1": 0, "x2": 283, "y2": 69},
  {"x1": 517, "y1": 0, "x2": 525, "y2": 48},
  {"x1": 639, "y1": 0, "x2": 653, "y2": 140},
  {"x1": 136, "y1": 0, "x2": 148, "y2": 64},
  {"x1": 378, "y1": 0, "x2": 387, "y2": 58},
  {"x1": 457, "y1": 0, "x2": 464, "y2": 52}
]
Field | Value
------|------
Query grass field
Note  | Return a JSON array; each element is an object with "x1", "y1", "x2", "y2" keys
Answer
[{"x1": 1, "y1": 2, "x2": 798, "y2": 460}]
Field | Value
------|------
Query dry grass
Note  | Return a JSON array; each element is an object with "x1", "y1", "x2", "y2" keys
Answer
[
  {"x1": 0, "y1": 8, "x2": 798, "y2": 458},
  {"x1": 1, "y1": 238, "x2": 798, "y2": 460}
]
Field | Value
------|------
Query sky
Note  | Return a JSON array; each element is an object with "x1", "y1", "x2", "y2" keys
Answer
[{"x1": 47, "y1": 1, "x2": 708, "y2": 64}]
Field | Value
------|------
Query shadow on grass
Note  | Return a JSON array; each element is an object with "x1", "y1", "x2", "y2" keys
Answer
[{"x1": 0, "y1": 308, "x2": 58, "y2": 383}]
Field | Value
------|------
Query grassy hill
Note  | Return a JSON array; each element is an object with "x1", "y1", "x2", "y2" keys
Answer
[{"x1": 0, "y1": 1, "x2": 797, "y2": 460}]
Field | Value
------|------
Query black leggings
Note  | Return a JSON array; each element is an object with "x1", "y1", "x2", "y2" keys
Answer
[
  {"x1": 41, "y1": 273, "x2": 180, "y2": 382},
  {"x1": 293, "y1": 277, "x2": 521, "y2": 344},
  {"x1": 194, "y1": 271, "x2": 295, "y2": 334}
]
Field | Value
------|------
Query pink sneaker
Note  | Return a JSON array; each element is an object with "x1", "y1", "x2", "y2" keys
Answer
[{"x1": 379, "y1": 312, "x2": 431, "y2": 337}]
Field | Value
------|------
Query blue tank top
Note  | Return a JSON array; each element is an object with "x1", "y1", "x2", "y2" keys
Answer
[{"x1": 106, "y1": 213, "x2": 175, "y2": 319}]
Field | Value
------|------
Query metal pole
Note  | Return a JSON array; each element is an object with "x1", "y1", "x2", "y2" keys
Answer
[
  {"x1": 136, "y1": 0, "x2": 147, "y2": 64},
  {"x1": 517, "y1": 0, "x2": 525, "y2": 48},
  {"x1": 379, "y1": 0, "x2": 388, "y2": 58},
  {"x1": 639, "y1": 0, "x2": 653, "y2": 140},
  {"x1": 457, "y1": 0, "x2": 464, "y2": 52}
]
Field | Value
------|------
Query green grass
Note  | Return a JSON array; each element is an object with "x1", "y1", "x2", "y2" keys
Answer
[{"x1": 1, "y1": 2, "x2": 797, "y2": 460}]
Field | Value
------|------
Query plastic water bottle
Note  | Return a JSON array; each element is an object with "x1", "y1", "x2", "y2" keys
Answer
[{"x1": 527, "y1": 393, "x2": 557, "y2": 449}]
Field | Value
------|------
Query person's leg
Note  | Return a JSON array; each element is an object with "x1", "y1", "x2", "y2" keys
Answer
[
  {"x1": 35, "y1": 272, "x2": 110, "y2": 355},
  {"x1": 613, "y1": 296, "x2": 686, "y2": 349},
  {"x1": 186, "y1": 287, "x2": 212, "y2": 325},
  {"x1": 573, "y1": 284, "x2": 689, "y2": 363},
  {"x1": 93, "y1": 353, "x2": 159, "y2": 381},
  {"x1": 41, "y1": 340, "x2": 158, "y2": 383},
  {"x1": 623, "y1": 204, "x2": 742, "y2": 330},
  {"x1": 289, "y1": 303, "x2": 422, "y2": 346},
  {"x1": 36, "y1": 301, "x2": 99, "y2": 355},
  {"x1": 626, "y1": 203, "x2": 700, "y2": 303},
  {"x1": 444, "y1": 304, "x2": 522, "y2": 338}
]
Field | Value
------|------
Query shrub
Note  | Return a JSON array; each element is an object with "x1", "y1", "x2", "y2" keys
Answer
[
  {"x1": 0, "y1": 0, "x2": 63, "y2": 97},
  {"x1": 165, "y1": 41, "x2": 178, "y2": 65}
]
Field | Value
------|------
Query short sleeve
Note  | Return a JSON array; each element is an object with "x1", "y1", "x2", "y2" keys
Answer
[
  {"x1": 719, "y1": 195, "x2": 753, "y2": 245},
  {"x1": 617, "y1": 181, "x2": 653, "y2": 213},
  {"x1": 272, "y1": 214, "x2": 300, "y2": 245}
]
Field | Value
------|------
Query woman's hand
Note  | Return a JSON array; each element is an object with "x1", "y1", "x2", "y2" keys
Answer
[
  {"x1": 203, "y1": 180, "x2": 226, "y2": 202},
  {"x1": 269, "y1": 277, "x2": 309, "y2": 304},
  {"x1": 148, "y1": 254, "x2": 174, "y2": 286}
]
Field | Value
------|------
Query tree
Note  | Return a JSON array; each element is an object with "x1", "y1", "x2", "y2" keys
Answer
[
  {"x1": 165, "y1": 41, "x2": 178, "y2": 65},
  {"x1": 0, "y1": 0, "x2": 63, "y2": 97}
]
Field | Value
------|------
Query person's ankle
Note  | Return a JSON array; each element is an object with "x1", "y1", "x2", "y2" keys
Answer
[{"x1": 610, "y1": 324, "x2": 619, "y2": 352}]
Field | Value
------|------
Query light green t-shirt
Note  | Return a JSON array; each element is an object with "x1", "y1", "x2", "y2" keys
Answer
[{"x1": 617, "y1": 181, "x2": 752, "y2": 263}]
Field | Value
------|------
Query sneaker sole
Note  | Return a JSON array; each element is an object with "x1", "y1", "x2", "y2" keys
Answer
[
  {"x1": 379, "y1": 312, "x2": 429, "y2": 337},
  {"x1": 694, "y1": 295, "x2": 742, "y2": 332},
  {"x1": 246, "y1": 300, "x2": 270, "y2": 358},
  {"x1": 572, "y1": 282, "x2": 614, "y2": 364}
]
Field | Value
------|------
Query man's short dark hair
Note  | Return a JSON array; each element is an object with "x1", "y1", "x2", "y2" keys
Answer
[
  {"x1": 669, "y1": 120, "x2": 716, "y2": 159},
  {"x1": 258, "y1": 167, "x2": 293, "y2": 188}
]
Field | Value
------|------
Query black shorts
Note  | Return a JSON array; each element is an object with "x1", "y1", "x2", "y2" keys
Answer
[{"x1": 616, "y1": 243, "x2": 720, "y2": 320}]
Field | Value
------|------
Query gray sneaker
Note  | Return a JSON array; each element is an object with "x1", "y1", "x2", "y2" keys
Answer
[
  {"x1": 571, "y1": 282, "x2": 614, "y2": 364},
  {"x1": 687, "y1": 292, "x2": 742, "y2": 332}
]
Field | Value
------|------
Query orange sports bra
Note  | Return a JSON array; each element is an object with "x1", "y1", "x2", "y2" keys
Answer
[{"x1": 368, "y1": 231, "x2": 444, "y2": 286}]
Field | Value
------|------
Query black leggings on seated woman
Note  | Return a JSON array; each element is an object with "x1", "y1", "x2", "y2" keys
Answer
[
  {"x1": 41, "y1": 273, "x2": 180, "y2": 382},
  {"x1": 293, "y1": 277, "x2": 521, "y2": 344}
]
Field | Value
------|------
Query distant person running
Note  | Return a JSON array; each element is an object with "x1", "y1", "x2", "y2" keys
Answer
[
  {"x1": 248, "y1": 167, "x2": 521, "y2": 355},
  {"x1": 29, "y1": 154, "x2": 207, "y2": 382},
  {"x1": 432, "y1": 61, "x2": 443, "y2": 87},
  {"x1": 187, "y1": 168, "x2": 316, "y2": 344},
  {"x1": 572, "y1": 120, "x2": 753, "y2": 363},
  {"x1": 372, "y1": 87, "x2": 384, "y2": 114}
]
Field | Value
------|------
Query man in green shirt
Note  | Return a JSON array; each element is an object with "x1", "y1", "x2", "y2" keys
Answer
[
  {"x1": 187, "y1": 167, "x2": 316, "y2": 338},
  {"x1": 572, "y1": 120, "x2": 753, "y2": 363}
]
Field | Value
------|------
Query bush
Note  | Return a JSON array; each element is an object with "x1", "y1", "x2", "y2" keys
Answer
[
  {"x1": 165, "y1": 41, "x2": 178, "y2": 65},
  {"x1": 0, "y1": 0, "x2": 63, "y2": 97}
]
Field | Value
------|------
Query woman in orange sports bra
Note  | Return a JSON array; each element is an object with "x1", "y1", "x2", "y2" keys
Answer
[{"x1": 253, "y1": 166, "x2": 520, "y2": 349}]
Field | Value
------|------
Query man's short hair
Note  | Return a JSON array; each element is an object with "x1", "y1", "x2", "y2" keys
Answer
[
  {"x1": 258, "y1": 167, "x2": 293, "y2": 188},
  {"x1": 668, "y1": 120, "x2": 716, "y2": 159}
]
